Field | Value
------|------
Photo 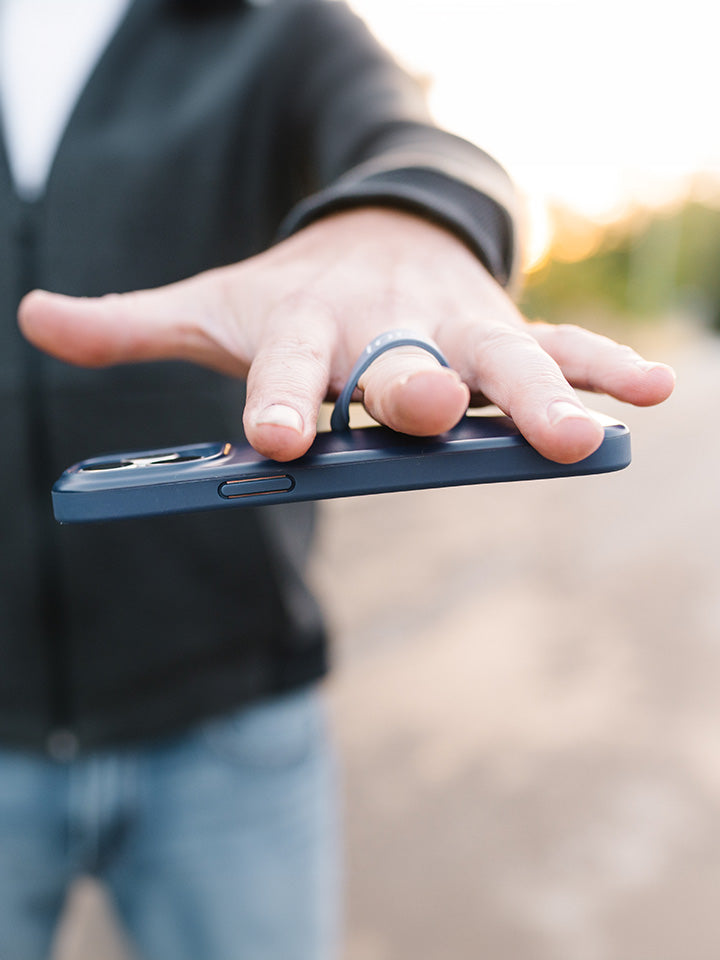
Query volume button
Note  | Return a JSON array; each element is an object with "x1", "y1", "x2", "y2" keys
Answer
[{"x1": 218, "y1": 475, "x2": 294, "y2": 499}]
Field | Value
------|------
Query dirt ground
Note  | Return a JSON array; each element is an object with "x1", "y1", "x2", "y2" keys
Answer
[{"x1": 54, "y1": 318, "x2": 720, "y2": 960}]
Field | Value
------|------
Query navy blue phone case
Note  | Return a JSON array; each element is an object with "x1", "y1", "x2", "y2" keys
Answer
[{"x1": 52, "y1": 411, "x2": 631, "y2": 523}]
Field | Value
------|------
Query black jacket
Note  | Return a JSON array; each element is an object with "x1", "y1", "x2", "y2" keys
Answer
[{"x1": 0, "y1": 0, "x2": 517, "y2": 752}]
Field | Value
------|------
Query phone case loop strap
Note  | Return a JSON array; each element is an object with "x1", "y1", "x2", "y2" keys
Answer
[{"x1": 330, "y1": 329, "x2": 450, "y2": 432}]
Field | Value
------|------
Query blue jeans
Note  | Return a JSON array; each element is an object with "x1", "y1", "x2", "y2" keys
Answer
[{"x1": 0, "y1": 686, "x2": 339, "y2": 960}]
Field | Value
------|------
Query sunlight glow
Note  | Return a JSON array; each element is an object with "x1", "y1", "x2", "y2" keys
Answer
[{"x1": 349, "y1": 0, "x2": 720, "y2": 266}]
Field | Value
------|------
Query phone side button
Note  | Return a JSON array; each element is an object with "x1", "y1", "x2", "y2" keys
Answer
[{"x1": 218, "y1": 475, "x2": 295, "y2": 499}]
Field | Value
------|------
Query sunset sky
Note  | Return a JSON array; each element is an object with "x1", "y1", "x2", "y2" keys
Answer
[{"x1": 350, "y1": 0, "x2": 718, "y2": 264}]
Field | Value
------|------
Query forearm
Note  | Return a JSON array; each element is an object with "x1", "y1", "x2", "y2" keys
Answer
[{"x1": 276, "y1": 0, "x2": 519, "y2": 286}]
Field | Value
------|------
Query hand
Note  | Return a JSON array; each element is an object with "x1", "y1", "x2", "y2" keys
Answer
[{"x1": 18, "y1": 208, "x2": 674, "y2": 464}]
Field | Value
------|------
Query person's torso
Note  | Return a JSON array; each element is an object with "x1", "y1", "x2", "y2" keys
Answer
[{"x1": 0, "y1": 0, "x2": 326, "y2": 754}]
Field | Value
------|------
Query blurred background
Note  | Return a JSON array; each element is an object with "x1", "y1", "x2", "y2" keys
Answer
[{"x1": 55, "y1": 1, "x2": 720, "y2": 958}]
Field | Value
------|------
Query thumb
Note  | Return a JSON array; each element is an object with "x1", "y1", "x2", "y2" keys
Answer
[{"x1": 17, "y1": 271, "x2": 249, "y2": 376}]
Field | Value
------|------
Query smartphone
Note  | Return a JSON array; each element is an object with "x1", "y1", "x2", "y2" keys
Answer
[{"x1": 51, "y1": 411, "x2": 631, "y2": 523}]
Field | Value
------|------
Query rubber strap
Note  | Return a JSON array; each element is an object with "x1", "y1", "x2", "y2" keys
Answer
[{"x1": 330, "y1": 329, "x2": 450, "y2": 432}]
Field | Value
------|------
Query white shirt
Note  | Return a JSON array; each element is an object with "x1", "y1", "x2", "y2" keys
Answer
[{"x1": 0, "y1": 0, "x2": 131, "y2": 198}]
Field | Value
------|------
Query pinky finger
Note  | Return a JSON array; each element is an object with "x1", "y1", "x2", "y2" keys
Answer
[{"x1": 530, "y1": 321, "x2": 676, "y2": 406}]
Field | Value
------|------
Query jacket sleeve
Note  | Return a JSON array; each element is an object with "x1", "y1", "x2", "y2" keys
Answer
[{"x1": 275, "y1": 0, "x2": 521, "y2": 287}]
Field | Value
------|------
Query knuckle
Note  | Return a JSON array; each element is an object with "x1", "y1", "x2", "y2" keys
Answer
[
  {"x1": 536, "y1": 322, "x2": 585, "y2": 348},
  {"x1": 474, "y1": 325, "x2": 539, "y2": 365},
  {"x1": 257, "y1": 335, "x2": 330, "y2": 376},
  {"x1": 258, "y1": 293, "x2": 337, "y2": 368},
  {"x1": 616, "y1": 343, "x2": 641, "y2": 363},
  {"x1": 266, "y1": 290, "x2": 337, "y2": 330},
  {"x1": 550, "y1": 323, "x2": 587, "y2": 348},
  {"x1": 525, "y1": 369, "x2": 570, "y2": 393}
]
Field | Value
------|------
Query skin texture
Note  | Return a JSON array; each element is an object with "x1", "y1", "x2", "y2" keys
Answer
[{"x1": 18, "y1": 208, "x2": 675, "y2": 464}]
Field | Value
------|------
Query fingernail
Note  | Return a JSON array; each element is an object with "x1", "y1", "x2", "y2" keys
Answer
[
  {"x1": 547, "y1": 400, "x2": 590, "y2": 426},
  {"x1": 395, "y1": 367, "x2": 463, "y2": 389},
  {"x1": 253, "y1": 404, "x2": 303, "y2": 433}
]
